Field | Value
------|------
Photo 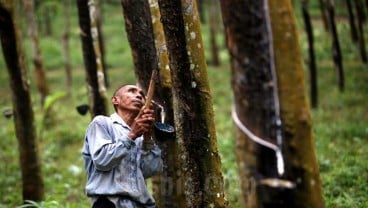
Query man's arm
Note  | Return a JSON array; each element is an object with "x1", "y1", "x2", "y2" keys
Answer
[
  {"x1": 87, "y1": 116, "x2": 134, "y2": 171},
  {"x1": 140, "y1": 139, "x2": 163, "y2": 178}
]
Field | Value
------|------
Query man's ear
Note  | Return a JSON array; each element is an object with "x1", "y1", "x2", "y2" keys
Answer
[{"x1": 111, "y1": 96, "x2": 118, "y2": 105}]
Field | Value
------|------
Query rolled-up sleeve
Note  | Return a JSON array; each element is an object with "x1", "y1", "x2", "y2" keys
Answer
[
  {"x1": 86, "y1": 116, "x2": 134, "y2": 171},
  {"x1": 140, "y1": 141, "x2": 163, "y2": 178}
]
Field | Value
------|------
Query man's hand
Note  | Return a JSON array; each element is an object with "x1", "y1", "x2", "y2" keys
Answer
[{"x1": 128, "y1": 107, "x2": 155, "y2": 140}]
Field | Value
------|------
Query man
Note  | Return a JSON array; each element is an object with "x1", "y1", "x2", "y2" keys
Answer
[{"x1": 82, "y1": 84, "x2": 163, "y2": 208}]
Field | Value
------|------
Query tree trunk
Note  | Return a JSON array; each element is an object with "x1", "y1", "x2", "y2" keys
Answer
[
  {"x1": 269, "y1": 0, "x2": 325, "y2": 207},
  {"x1": 43, "y1": 5, "x2": 52, "y2": 36},
  {"x1": 76, "y1": 0, "x2": 108, "y2": 117},
  {"x1": 208, "y1": 0, "x2": 221, "y2": 66},
  {"x1": 62, "y1": 0, "x2": 72, "y2": 95},
  {"x1": 120, "y1": 0, "x2": 178, "y2": 206},
  {"x1": 220, "y1": 0, "x2": 324, "y2": 207},
  {"x1": 23, "y1": 0, "x2": 50, "y2": 106},
  {"x1": 158, "y1": 0, "x2": 228, "y2": 207},
  {"x1": 196, "y1": 0, "x2": 205, "y2": 23},
  {"x1": 354, "y1": 0, "x2": 368, "y2": 63},
  {"x1": 120, "y1": 0, "x2": 157, "y2": 90},
  {"x1": 326, "y1": 0, "x2": 345, "y2": 92},
  {"x1": 95, "y1": 2, "x2": 109, "y2": 87},
  {"x1": 88, "y1": 0, "x2": 107, "y2": 97},
  {"x1": 0, "y1": 0, "x2": 44, "y2": 202},
  {"x1": 318, "y1": 0, "x2": 330, "y2": 31},
  {"x1": 220, "y1": 0, "x2": 288, "y2": 206},
  {"x1": 346, "y1": 0, "x2": 359, "y2": 43},
  {"x1": 302, "y1": 0, "x2": 318, "y2": 108},
  {"x1": 149, "y1": 0, "x2": 178, "y2": 207}
]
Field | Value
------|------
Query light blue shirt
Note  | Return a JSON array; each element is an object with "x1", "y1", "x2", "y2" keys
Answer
[{"x1": 82, "y1": 113, "x2": 163, "y2": 207}]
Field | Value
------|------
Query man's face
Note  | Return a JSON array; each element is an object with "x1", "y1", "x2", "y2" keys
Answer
[{"x1": 112, "y1": 85, "x2": 146, "y2": 112}]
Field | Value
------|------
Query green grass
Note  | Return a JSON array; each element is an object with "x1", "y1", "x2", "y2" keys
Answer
[
  {"x1": 311, "y1": 62, "x2": 368, "y2": 208},
  {"x1": 1, "y1": 1, "x2": 368, "y2": 208}
]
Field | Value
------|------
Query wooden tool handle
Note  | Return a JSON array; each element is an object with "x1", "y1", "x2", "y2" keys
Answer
[
  {"x1": 142, "y1": 70, "x2": 158, "y2": 141},
  {"x1": 136, "y1": 70, "x2": 158, "y2": 118},
  {"x1": 144, "y1": 70, "x2": 157, "y2": 108}
]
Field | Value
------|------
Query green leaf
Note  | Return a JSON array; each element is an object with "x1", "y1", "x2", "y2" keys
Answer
[{"x1": 43, "y1": 91, "x2": 67, "y2": 113}]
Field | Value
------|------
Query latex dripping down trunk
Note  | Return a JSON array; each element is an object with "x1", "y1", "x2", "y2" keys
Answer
[{"x1": 139, "y1": 70, "x2": 175, "y2": 141}]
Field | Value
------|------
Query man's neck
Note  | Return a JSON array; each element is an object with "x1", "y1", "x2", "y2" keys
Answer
[{"x1": 117, "y1": 110, "x2": 137, "y2": 127}]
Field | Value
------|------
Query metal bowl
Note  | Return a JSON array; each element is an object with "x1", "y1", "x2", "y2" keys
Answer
[{"x1": 153, "y1": 122, "x2": 175, "y2": 141}]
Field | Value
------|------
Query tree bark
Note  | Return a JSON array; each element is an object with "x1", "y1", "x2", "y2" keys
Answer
[
  {"x1": 196, "y1": 0, "x2": 205, "y2": 23},
  {"x1": 120, "y1": 0, "x2": 178, "y2": 206},
  {"x1": 23, "y1": 0, "x2": 50, "y2": 106},
  {"x1": 354, "y1": 0, "x2": 368, "y2": 63},
  {"x1": 95, "y1": 1, "x2": 109, "y2": 87},
  {"x1": 326, "y1": 0, "x2": 345, "y2": 92},
  {"x1": 88, "y1": 0, "x2": 108, "y2": 97},
  {"x1": 43, "y1": 5, "x2": 52, "y2": 36},
  {"x1": 76, "y1": 0, "x2": 108, "y2": 117},
  {"x1": 0, "y1": 0, "x2": 44, "y2": 202},
  {"x1": 318, "y1": 0, "x2": 330, "y2": 31},
  {"x1": 62, "y1": 0, "x2": 72, "y2": 95},
  {"x1": 208, "y1": 0, "x2": 221, "y2": 66},
  {"x1": 158, "y1": 0, "x2": 228, "y2": 207},
  {"x1": 302, "y1": 0, "x2": 318, "y2": 108},
  {"x1": 269, "y1": 0, "x2": 325, "y2": 207},
  {"x1": 220, "y1": 0, "x2": 287, "y2": 206},
  {"x1": 120, "y1": 0, "x2": 157, "y2": 90},
  {"x1": 346, "y1": 0, "x2": 359, "y2": 43},
  {"x1": 220, "y1": 0, "x2": 324, "y2": 207},
  {"x1": 149, "y1": 0, "x2": 178, "y2": 207}
]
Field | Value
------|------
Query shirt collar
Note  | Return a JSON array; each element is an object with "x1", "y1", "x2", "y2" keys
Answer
[{"x1": 110, "y1": 113, "x2": 131, "y2": 130}]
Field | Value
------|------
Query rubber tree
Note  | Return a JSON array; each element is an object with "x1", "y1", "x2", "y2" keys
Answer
[
  {"x1": 88, "y1": 0, "x2": 107, "y2": 92},
  {"x1": 158, "y1": 0, "x2": 228, "y2": 207},
  {"x1": 220, "y1": 0, "x2": 324, "y2": 207},
  {"x1": 120, "y1": 0, "x2": 177, "y2": 206},
  {"x1": 354, "y1": 0, "x2": 368, "y2": 63},
  {"x1": 37, "y1": 1, "x2": 53, "y2": 36},
  {"x1": 76, "y1": 0, "x2": 108, "y2": 117},
  {"x1": 301, "y1": 0, "x2": 318, "y2": 108},
  {"x1": 208, "y1": 0, "x2": 221, "y2": 66},
  {"x1": 62, "y1": 0, "x2": 72, "y2": 95},
  {"x1": 120, "y1": 0, "x2": 158, "y2": 90},
  {"x1": 149, "y1": 0, "x2": 178, "y2": 207},
  {"x1": 95, "y1": 0, "x2": 109, "y2": 87},
  {"x1": 318, "y1": 0, "x2": 330, "y2": 31},
  {"x1": 269, "y1": 0, "x2": 324, "y2": 207},
  {"x1": 0, "y1": 0, "x2": 44, "y2": 202},
  {"x1": 326, "y1": 0, "x2": 344, "y2": 92},
  {"x1": 346, "y1": 0, "x2": 359, "y2": 43},
  {"x1": 23, "y1": 0, "x2": 50, "y2": 105}
]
